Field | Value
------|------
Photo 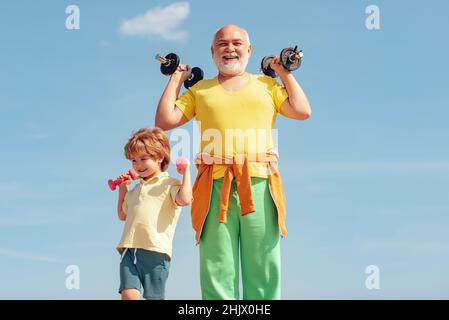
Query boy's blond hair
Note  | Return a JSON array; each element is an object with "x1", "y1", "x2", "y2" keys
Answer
[{"x1": 124, "y1": 127, "x2": 171, "y2": 171}]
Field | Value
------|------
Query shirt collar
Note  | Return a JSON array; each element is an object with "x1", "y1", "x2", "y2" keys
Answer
[{"x1": 138, "y1": 171, "x2": 169, "y2": 185}]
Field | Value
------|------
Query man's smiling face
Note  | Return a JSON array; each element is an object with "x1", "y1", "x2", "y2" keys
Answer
[{"x1": 212, "y1": 25, "x2": 252, "y2": 76}]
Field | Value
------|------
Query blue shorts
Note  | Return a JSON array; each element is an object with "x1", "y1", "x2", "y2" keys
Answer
[{"x1": 119, "y1": 248, "x2": 170, "y2": 300}]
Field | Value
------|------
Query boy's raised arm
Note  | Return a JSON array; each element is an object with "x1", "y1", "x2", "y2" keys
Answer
[
  {"x1": 117, "y1": 174, "x2": 131, "y2": 221},
  {"x1": 175, "y1": 162, "x2": 193, "y2": 207}
]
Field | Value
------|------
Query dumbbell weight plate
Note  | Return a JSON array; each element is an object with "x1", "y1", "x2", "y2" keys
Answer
[
  {"x1": 280, "y1": 47, "x2": 302, "y2": 71},
  {"x1": 261, "y1": 55, "x2": 276, "y2": 78},
  {"x1": 184, "y1": 67, "x2": 204, "y2": 89},
  {"x1": 160, "y1": 53, "x2": 180, "y2": 75}
]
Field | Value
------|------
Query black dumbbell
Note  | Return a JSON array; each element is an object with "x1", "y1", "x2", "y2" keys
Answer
[
  {"x1": 155, "y1": 53, "x2": 204, "y2": 89},
  {"x1": 261, "y1": 45, "x2": 304, "y2": 78}
]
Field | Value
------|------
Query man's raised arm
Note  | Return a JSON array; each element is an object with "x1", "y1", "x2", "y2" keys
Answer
[
  {"x1": 270, "y1": 56, "x2": 312, "y2": 121},
  {"x1": 155, "y1": 64, "x2": 191, "y2": 130}
]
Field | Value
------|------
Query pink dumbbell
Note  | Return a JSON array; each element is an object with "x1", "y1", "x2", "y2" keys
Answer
[
  {"x1": 108, "y1": 170, "x2": 137, "y2": 191},
  {"x1": 176, "y1": 157, "x2": 190, "y2": 171}
]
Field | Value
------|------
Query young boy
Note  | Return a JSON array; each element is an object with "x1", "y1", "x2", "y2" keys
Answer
[{"x1": 115, "y1": 127, "x2": 192, "y2": 300}]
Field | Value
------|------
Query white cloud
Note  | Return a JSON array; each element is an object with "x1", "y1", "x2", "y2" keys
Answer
[{"x1": 119, "y1": 2, "x2": 190, "y2": 41}]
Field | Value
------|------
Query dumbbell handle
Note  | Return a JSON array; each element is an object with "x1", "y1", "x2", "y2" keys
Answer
[
  {"x1": 286, "y1": 46, "x2": 303, "y2": 61},
  {"x1": 108, "y1": 170, "x2": 137, "y2": 191},
  {"x1": 155, "y1": 54, "x2": 169, "y2": 65},
  {"x1": 156, "y1": 53, "x2": 193, "y2": 72},
  {"x1": 290, "y1": 52, "x2": 303, "y2": 60}
]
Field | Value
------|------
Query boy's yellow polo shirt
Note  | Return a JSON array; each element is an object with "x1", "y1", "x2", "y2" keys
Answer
[
  {"x1": 175, "y1": 74, "x2": 288, "y2": 179},
  {"x1": 116, "y1": 171, "x2": 182, "y2": 259}
]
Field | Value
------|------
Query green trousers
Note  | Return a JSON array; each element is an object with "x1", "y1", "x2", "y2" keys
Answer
[{"x1": 199, "y1": 177, "x2": 281, "y2": 300}]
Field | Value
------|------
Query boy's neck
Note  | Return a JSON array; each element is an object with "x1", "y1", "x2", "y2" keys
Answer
[{"x1": 141, "y1": 170, "x2": 161, "y2": 181}]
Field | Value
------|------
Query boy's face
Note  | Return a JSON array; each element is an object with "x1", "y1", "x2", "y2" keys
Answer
[{"x1": 130, "y1": 153, "x2": 162, "y2": 179}]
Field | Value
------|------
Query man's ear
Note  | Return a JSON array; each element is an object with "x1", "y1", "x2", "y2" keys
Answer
[
  {"x1": 211, "y1": 46, "x2": 214, "y2": 57},
  {"x1": 248, "y1": 44, "x2": 252, "y2": 56}
]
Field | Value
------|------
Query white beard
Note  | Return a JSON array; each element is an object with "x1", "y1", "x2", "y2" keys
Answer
[{"x1": 214, "y1": 55, "x2": 249, "y2": 75}]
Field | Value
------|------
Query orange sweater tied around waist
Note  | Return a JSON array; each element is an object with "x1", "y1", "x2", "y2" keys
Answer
[{"x1": 191, "y1": 151, "x2": 287, "y2": 243}]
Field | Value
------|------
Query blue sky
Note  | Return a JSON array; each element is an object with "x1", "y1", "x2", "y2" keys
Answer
[{"x1": 0, "y1": 0, "x2": 448, "y2": 299}]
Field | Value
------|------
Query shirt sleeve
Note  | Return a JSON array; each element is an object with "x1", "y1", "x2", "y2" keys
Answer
[
  {"x1": 271, "y1": 78, "x2": 289, "y2": 112},
  {"x1": 175, "y1": 89, "x2": 196, "y2": 120},
  {"x1": 170, "y1": 184, "x2": 181, "y2": 207}
]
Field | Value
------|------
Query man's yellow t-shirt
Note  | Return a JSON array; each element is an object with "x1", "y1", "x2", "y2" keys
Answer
[{"x1": 175, "y1": 74, "x2": 288, "y2": 179}]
